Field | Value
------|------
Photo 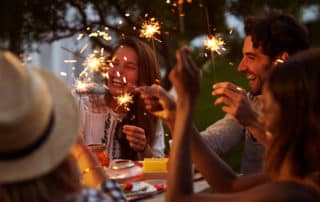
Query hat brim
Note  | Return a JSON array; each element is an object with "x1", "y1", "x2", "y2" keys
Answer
[{"x1": 0, "y1": 68, "x2": 79, "y2": 183}]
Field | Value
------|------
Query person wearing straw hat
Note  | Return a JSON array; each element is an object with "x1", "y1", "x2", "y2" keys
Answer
[{"x1": 0, "y1": 51, "x2": 126, "y2": 202}]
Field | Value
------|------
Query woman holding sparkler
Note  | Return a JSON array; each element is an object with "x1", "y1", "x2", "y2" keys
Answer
[
  {"x1": 164, "y1": 48, "x2": 320, "y2": 201},
  {"x1": 80, "y1": 37, "x2": 164, "y2": 160}
]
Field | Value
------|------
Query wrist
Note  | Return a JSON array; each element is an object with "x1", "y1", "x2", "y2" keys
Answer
[{"x1": 138, "y1": 142, "x2": 148, "y2": 153}]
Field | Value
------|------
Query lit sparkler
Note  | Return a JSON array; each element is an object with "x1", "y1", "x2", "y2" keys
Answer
[
  {"x1": 74, "y1": 78, "x2": 94, "y2": 94},
  {"x1": 115, "y1": 93, "x2": 134, "y2": 111},
  {"x1": 139, "y1": 18, "x2": 161, "y2": 41},
  {"x1": 88, "y1": 30, "x2": 112, "y2": 41},
  {"x1": 74, "y1": 78, "x2": 107, "y2": 95},
  {"x1": 204, "y1": 34, "x2": 225, "y2": 55},
  {"x1": 204, "y1": 34, "x2": 226, "y2": 83},
  {"x1": 139, "y1": 17, "x2": 161, "y2": 65}
]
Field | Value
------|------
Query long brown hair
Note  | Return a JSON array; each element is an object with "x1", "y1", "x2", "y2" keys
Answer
[
  {"x1": 264, "y1": 49, "x2": 320, "y2": 182},
  {"x1": 0, "y1": 155, "x2": 81, "y2": 202},
  {"x1": 111, "y1": 36, "x2": 161, "y2": 159}
]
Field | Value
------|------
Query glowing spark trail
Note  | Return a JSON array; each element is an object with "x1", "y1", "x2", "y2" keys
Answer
[
  {"x1": 139, "y1": 18, "x2": 161, "y2": 41},
  {"x1": 204, "y1": 35, "x2": 225, "y2": 55},
  {"x1": 115, "y1": 93, "x2": 134, "y2": 111}
]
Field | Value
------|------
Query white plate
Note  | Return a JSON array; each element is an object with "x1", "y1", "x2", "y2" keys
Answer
[
  {"x1": 104, "y1": 165, "x2": 143, "y2": 180},
  {"x1": 124, "y1": 181, "x2": 157, "y2": 200}
]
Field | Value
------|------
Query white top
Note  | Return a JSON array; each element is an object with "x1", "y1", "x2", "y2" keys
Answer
[{"x1": 79, "y1": 95, "x2": 165, "y2": 159}]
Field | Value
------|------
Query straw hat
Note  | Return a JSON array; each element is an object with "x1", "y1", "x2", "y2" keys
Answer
[{"x1": 0, "y1": 51, "x2": 79, "y2": 183}]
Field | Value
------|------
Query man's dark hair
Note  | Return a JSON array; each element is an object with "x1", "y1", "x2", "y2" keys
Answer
[{"x1": 244, "y1": 8, "x2": 310, "y2": 59}]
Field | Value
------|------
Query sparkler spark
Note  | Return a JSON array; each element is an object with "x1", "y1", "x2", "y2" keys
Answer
[
  {"x1": 204, "y1": 35, "x2": 226, "y2": 55},
  {"x1": 88, "y1": 30, "x2": 112, "y2": 41},
  {"x1": 115, "y1": 93, "x2": 134, "y2": 111},
  {"x1": 64, "y1": 59, "x2": 77, "y2": 63},
  {"x1": 60, "y1": 72, "x2": 67, "y2": 77},
  {"x1": 74, "y1": 78, "x2": 107, "y2": 94},
  {"x1": 139, "y1": 18, "x2": 161, "y2": 41},
  {"x1": 74, "y1": 79, "x2": 94, "y2": 94}
]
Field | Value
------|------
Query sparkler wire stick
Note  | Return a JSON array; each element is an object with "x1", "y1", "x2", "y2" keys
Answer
[
  {"x1": 205, "y1": 7, "x2": 216, "y2": 83},
  {"x1": 61, "y1": 46, "x2": 86, "y2": 60},
  {"x1": 210, "y1": 51, "x2": 216, "y2": 83},
  {"x1": 178, "y1": 4, "x2": 185, "y2": 33},
  {"x1": 151, "y1": 39, "x2": 159, "y2": 67}
]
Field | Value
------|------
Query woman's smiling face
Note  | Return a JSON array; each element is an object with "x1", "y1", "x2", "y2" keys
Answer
[{"x1": 107, "y1": 46, "x2": 139, "y2": 96}]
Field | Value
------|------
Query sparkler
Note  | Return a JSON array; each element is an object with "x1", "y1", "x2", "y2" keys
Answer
[
  {"x1": 167, "y1": 0, "x2": 192, "y2": 33},
  {"x1": 139, "y1": 17, "x2": 161, "y2": 65},
  {"x1": 114, "y1": 92, "x2": 134, "y2": 111},
  {"x1": 139, "y1": 18, "x2": 161, "y2": 42},
  {"x1": 204, "y1": 34, "x2": 226, "y2": 55},
  {"x1": 204, "y1": 34, "x2": 226, "y2": 83},
  {"x1": 202, "y1": 5, "x2": 227, "y2": 84}
]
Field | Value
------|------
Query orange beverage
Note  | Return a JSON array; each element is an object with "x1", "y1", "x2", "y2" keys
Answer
[{"x1": 88, "y1": 144, "x2": 109, "y2": 167}]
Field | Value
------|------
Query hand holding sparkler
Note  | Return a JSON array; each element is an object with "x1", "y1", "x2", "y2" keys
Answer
[
  {"x1": 137, "y1": 84, "x2": 176, "y2": 133},
  {"x1": 212, "y1": 81, "x2": 257, "y2": 128}
]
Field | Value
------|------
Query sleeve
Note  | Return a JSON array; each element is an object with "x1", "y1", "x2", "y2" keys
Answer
[
  {"x1": 79, "y1": 96, "x2": 90, "y2": 139},
  {"x1": 149, "y1": 120, "x2": 165, "y2": 158},
  {"x1": 200, "y1": 114, "x2": 245, "y2": 154},
  {"x1": 100, "y1": 180, "x2": 127, "y2": 202}
]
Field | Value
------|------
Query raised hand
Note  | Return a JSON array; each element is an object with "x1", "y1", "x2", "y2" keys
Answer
[
  {"x1": 169, "y1": 47, "x2": 200, "y2": 104},
  {"x1": 212, "y1": 82, "x2": 257, "y2": 127},
  {"x1": 137, "y1": 84, "x2": 176, "y2": 121}
]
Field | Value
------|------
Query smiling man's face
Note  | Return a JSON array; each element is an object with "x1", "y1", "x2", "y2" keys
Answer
[{"x1": 237, "y1": 36, "x2": 274, "y2": 96}]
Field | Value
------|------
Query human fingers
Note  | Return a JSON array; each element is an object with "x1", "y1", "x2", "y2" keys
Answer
[
  {"x1": 212, "y1": 85, "x2": 241, "y2": 98},
  {"x1": 214, "y1": 96, "x2": 233, "y2": 106},
  {"x1": 180, "y1": 46, "x2": 198, "y2": 76},
  {"x1": 213, "y1": 82, "x2": 245, "y2": 93},
  {"x1": 144, "y1": 96, "x2": 164, "y2": 112},
  {"x1": 123, "y1": 125, "x2": 147, "y2": 151}
]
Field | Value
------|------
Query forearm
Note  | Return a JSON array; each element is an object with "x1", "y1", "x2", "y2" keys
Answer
[
  {"x1": 166, "y1": 118, "x2": 175, "y2": 134},
  {"x1": 166, "y1": 100, "x2": 195, "y2": 202},
  {"x1": 72, "y1": 143, "x2": 108, "y2": 187},
  {"x1": 246, "y1": 122, "x2": 270, "y2": 148},
  {"x1": 190, "y1": 126, "x2": 238, "y2": 192}
]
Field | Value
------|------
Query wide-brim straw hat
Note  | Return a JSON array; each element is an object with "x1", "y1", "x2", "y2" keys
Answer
[{"x1": 0, "y1": 51, "x2": 79, "y2": 183}]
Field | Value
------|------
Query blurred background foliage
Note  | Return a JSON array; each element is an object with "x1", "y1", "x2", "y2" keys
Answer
[
  {"x1": 1, "y1": 0, "x2": 320, "y2": 171},
  {"x1": 1, "y1": 0, "x2": 319, "y2": 89}
]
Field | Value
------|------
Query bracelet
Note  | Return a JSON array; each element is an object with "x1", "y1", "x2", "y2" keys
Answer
[{"x1": 82, "y1": 166, "x2": 103, "y2": 176}]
